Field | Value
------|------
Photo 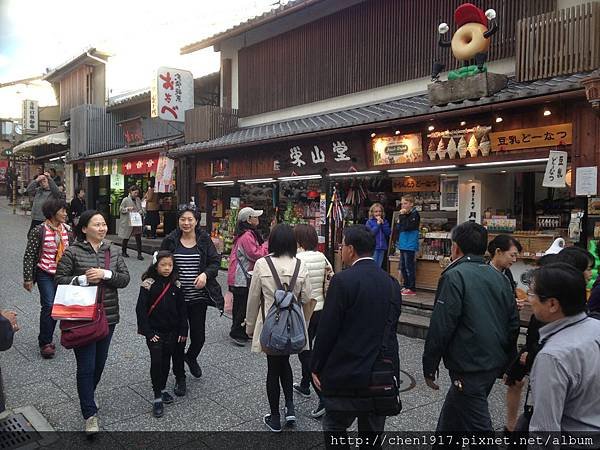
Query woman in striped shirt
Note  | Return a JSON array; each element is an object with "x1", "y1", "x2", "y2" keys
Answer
[
  {"x1": 23, "y1": 197, "x2": 72, "y2": 359},
  {"x1": 160, "y1": 205, "x2": 224, "y2": 396}
]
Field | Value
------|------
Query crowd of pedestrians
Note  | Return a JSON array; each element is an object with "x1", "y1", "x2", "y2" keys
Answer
[{"x1": 8, "y1": 185, "x2": 600, "y2": 442}]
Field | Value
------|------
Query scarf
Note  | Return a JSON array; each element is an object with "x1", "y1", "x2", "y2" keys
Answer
[{"x1": 45, "y1": 221, "x2": 66, "y2": 262}]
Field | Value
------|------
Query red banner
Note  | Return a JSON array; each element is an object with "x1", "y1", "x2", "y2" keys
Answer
[{"x1": 122, "y1": 154, "x2": 159, "y2": 175}]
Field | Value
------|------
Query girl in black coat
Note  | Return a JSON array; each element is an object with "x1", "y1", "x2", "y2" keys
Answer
[{"x1": 136, "y1": 251, "x2": 188, "y2": 418}]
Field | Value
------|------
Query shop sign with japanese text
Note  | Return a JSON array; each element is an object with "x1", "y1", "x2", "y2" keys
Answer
[
  {"x1": 392, "y1": 175, "x2": 439, "y2": 193},
  {"x1": 122, "y1": 154, "x2": 159, "y2": 175},
  {"x1": 22, "y1": 100, "x2": 38, "y2": 133},
  {"x1": 277, "y1": 136, "x2": 366, "y2": 175},
  {"x1": 490, "y1": 123, "x2": 572, "y2": 151},
  {"x1": 151, "y1": 67, "x2": 194, "y2": 123},
  {"x1": 542, "y1": 150, "x2": 568, "y2": 188},
  {"x1": 373, "y1": 134, "x2": 422, "y2": 165},
  {"x1": 119, "y1": 117, "x2": 144, "y2": 146}
]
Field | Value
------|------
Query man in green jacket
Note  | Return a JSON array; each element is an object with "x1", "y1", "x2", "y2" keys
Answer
[{"x1": 423, "y1": 221, "x2": 519, "y2": 435}]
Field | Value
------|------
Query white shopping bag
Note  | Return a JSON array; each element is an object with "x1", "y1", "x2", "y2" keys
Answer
[
  {"x1": 52, "y1": 284, "x2": 99, "y2": 320},
  {"x1": 129, "y1": 211, "x2": 143, "y2": 227}
]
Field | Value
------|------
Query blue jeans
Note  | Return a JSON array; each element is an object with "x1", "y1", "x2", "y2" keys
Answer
[
  {"x1": 372, "y1": 249, "x2": 386, "y2": 268},
  {"x1": 73, "y1": 325, "x2": 115, "y2": 419},
  {"x1": 36, "y1": 270, "x2": 57, "y2": 347},
  {"x1": 400, "y1": 250, "x2": 416, "y2": 290}
]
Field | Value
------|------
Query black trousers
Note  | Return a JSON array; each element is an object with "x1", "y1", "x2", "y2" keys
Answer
[
  {"x1": 172, "y1": 301, "x2": 207, "y2": 379},
  {"x1": 229, "y1": 286, "x2": 249, "y2": 339},
  {"x1": 266, "y1": 354, "x2": 294, "y2": 416},
  {"x1": 323, "y1": 410, "x2": 386, "y2": 450},
  {"x1": 146, "y1": 333, "x2": 176, "y2": 397},
  {"x1": 434, "y1": 369, "x2": 498, "y2": 450},
  {"x1": 122, "y1": 234, "x2": 142, "y2": 255},
  {"x1": 298, "y1": 310, "x2": 322, "y2": 398},
  {"x1": 145, "y1": 211, "x2": 160, "y2": 237}
]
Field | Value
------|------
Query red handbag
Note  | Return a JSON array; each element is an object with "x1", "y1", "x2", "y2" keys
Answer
[{"x1": 60, "y1": 250, "x2": 111, "y2": 349}]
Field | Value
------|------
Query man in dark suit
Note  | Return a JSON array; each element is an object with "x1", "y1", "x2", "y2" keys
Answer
[
  {"x1": 69, "y1": 189, "x2": 86, "y2": 225},
  {"x1": 311, "y1": 225, "x2": 402, "y2": 448}
]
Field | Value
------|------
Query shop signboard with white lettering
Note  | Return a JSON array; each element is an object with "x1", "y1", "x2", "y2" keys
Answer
[
  {"x1": 151, "y1": 67, "x2": 194, "y2": 123},
  {"x1": 542, "y1": 150, "x2": 568, "y2": 188}
]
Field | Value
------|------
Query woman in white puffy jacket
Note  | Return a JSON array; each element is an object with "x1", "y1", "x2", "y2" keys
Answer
[{"x1": 292, "y1": 224, "x2": 333, "y2": 418}]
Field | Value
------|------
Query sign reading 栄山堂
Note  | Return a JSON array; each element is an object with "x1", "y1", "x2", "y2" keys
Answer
[{"x1": 151, "y1": 67, "x2": 194, "y2": 123}]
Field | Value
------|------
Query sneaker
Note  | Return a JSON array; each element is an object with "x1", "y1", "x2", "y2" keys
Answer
[
  {"x1": 293, "y1": 383, "x2": 311, "y2": 398},
  {"x1": 310, "y1": 401, "x2": 326, "y2": 418},
  {"x1": 137, "y1": 254, "x2": 144, "y2": 261},
  {"x1": 263, "y1": 414, "x2": 282, "y2": 433},
  {"x1": 161, "y1": 391, "x2": 174, "y2": 404},
  {"x1": 152, "y1": 400, "x2": 164, "y2": 418},
  {"x1": 185, "y1": 354, "x2": 202, "y2": 378},
  {"x1": 229, "y1": 335, "x2": 247, "y2": 347},
  {"x1": 284, "y1": 405, "x2": 296, "y2": 426},
  {"x1": 401, "y1": 289, "x2": 417, "y2": 296},
  {"x1": 85, "y1": 415, "x2": 99, "y2": 435},
  {"x1": 40, "y1": 343, "x2": 55, "y2": 359},
  {"x1": 174, "y1": 378, "x2": 186, "y2": 397}
]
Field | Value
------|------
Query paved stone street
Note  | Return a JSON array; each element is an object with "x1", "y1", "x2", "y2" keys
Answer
[{"x1": 0, "y1": 201, "x2": 510, "y2": 438}]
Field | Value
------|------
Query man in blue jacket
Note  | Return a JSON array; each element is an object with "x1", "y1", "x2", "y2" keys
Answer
[
  {"x1": 396, "y1": 195, "x2": 420, "y2": 296},
  {"x1": 423, "y1": 221, "x2": 519, "y2": 436}
]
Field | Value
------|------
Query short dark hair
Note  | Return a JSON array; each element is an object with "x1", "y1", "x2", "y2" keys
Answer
[
  {"x1": 294, "y1": 224, "x2": 318, "y2": 251},
  {"x1": 344, "y1": 225, "x2": 375, "y2": 257},
  {"x1": 142, "y1": 250, "x2": 178, "y2": 284},
  {"x1": 129, "y1": 185, "x2": 140, "y2": 193},
  {"x1": 532, "y1": 263, "x2": 587, "y2": 316},
  {"x1": 42, "y1": 197, "x2": 68, "y2": 219},
  {"x1": 77, "y1": 188, "x2": 85, "y2": 195},
  {"x1": 269, "y1": 224, "x2": 297, "y2": 258},
  {"x1": 488, "y1": 234, "x2": 522, "y2": 255},
  {"x1": 557, "y1": 246, "x2": 594, "y2": 272},
  {"x1": 451, "y1": 222, "x2": 488, "y2": 256},
  {"x1": 75, "y1": 210, "x2": 106, "y2": 241},
  {"x1": 177, "y1": 204, "x2": 200, "y2": 221}
]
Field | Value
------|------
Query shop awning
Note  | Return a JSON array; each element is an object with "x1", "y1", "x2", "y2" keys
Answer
[
  {"x1": 170, "y1": 71, "x2": 590, "y2": 157},
  {"x1": 13, "y1": 130, "x2": 68, "y2": 154}
]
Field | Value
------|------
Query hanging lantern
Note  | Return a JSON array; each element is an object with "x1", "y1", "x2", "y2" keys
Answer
[{"x1": 582, "y1": 69, "x2": 600, "y2": 116}]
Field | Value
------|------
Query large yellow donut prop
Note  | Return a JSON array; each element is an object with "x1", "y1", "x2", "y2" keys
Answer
[{"x1": 451, "y1": 23, "x2": 490, "y2": 61}]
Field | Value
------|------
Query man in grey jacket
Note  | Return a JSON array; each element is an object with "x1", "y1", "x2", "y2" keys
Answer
[
  {"x1": 26, "y1": 172, "x2": 59, "y2": 230},
  {"x1": 527, "y1": 263, "x2": 600, "y2": 447}
]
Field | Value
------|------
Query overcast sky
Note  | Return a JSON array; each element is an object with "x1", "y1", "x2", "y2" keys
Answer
[{"x1": 0, "y1": 0, "x2": 279, "y2": 114}]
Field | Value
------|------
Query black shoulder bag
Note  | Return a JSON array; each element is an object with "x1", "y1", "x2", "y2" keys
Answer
[{"x1": 323, "y1": 279, "x2": 402, "y2": 416}]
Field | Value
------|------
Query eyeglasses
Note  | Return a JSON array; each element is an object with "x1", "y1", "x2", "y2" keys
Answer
[{"x1": 178, "y1": 203, "x2": 198, "y2": 213}]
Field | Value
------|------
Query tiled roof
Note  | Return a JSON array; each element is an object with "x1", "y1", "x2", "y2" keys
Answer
[
  {"x1": 180, "y1": 0, "x2": 323, "y2": 54},
  {"x1": 170, "y1": 72, "x2": 588, "y2": 157},
  {"x1": 80, "y1": 137, "x2": 184, "y2": 161}
]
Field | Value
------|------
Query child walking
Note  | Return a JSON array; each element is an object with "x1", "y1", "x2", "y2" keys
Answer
[{"x1": 136, "y1": 251, "x2": 188, "y2": 418}]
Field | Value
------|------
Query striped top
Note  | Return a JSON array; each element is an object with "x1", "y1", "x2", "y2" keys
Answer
[
  {"x1": 173, "y1": 244, "x2": 209, "y2": 303},
  {"x1": 37, "y1": 224, "x2": 70, "y2": 274}
]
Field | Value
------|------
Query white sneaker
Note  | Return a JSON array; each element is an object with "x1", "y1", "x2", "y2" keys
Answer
[{"x1": 85, "y1": 415, "x2": 99, "y2": 435}]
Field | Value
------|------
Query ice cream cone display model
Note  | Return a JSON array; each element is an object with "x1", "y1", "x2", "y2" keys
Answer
[
  {"x1": 436, "y1": 138, "x2": 446, "y2": 159},
  {"x1": 427, "y1": 140, "x2": 437, "y2": 160},
  {"x1": 457, "y1": 136, "x2": 468, "y2": 158},
  {"x1": 446, "y1": 137, "x2": 458, "y2": 159},
  {"x1": 467, "y1": 134, "x2": 479, "y2": 157},
  {"x1": 479, "y1": 134, "x2": 491, "y2": 156}
]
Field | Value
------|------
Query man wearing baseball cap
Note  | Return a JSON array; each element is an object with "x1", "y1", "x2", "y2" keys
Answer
[{"x1": 227, "y1": 206, "x2": 269, "y2": 346}]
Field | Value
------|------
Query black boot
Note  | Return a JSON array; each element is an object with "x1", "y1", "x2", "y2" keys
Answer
[
  {"x1": 174, "y1": 377, "x2": 186, "y2": 397},
  {"x1": 153, "y1": 400, "x2": 164, "y2": 418}
]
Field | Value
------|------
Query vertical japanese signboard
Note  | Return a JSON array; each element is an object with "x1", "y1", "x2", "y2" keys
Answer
[
  {"x1": 542, "y1": 150, "x2": 568, "y2": 188},
  {"x1": 22, "y1": 100, "x2": 38, "y2": 133},
  {"x1": 151, "y1": 67, "x2": 194, "y2": 123}
]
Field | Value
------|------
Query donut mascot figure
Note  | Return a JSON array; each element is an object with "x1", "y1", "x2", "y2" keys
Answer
[{"x1": 432, "y1": 3, "x2": 497, "y2": 81}]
